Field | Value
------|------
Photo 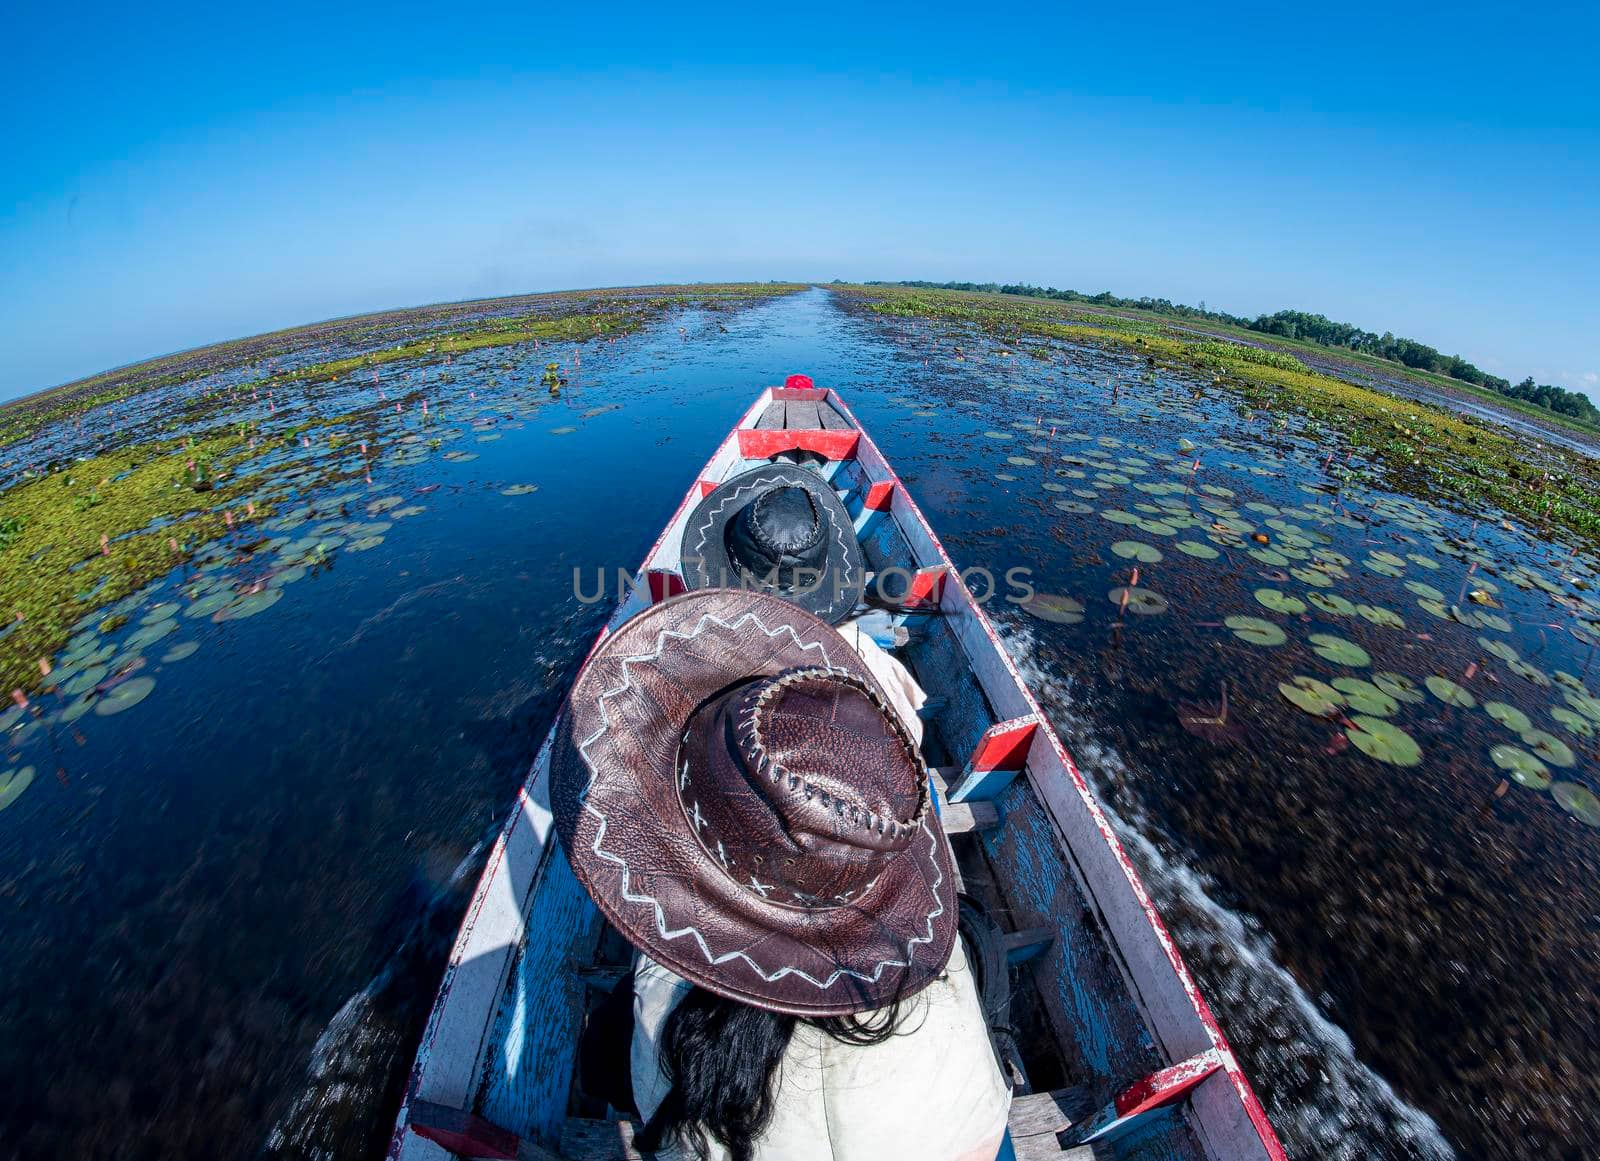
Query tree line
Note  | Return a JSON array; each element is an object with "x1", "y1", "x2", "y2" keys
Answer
[{"x1": 870, "y1": 281, "x2": 1599, "y2": 426}]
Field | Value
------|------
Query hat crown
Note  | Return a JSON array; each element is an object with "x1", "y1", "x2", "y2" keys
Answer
[
  {"x1": 678, "y1": 668, "x2": 927, "y2": 910},
  {"x1": 741, "y1": 485, "x2": 824, "y2": 561}
]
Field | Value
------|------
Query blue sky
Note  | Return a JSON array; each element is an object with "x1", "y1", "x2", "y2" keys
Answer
[{"x1": 2, "y1": 1, "x2": 1595, "y2": 401}]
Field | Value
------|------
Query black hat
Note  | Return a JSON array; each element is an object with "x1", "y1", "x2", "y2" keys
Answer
[{"x1": 680, "y1": 465, "x2": 865, "y2": 623}]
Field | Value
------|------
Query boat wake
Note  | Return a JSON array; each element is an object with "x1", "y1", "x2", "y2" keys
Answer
[
  {"x1": 998, "y1": 621, "x2": 1457, "y2": 1161},
  {"x1": 263, "y1": 842, "x2": 486, "y2": 1161}
]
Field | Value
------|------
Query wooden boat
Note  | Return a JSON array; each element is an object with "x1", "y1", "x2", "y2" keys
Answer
[{"x1": 388, "y1": 378, "x2": 1287, "y2": 1161}]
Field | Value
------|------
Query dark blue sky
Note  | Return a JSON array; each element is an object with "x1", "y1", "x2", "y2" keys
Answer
[{"x1": 2, "y1": 1, "x2": 1595, "y2": 400}]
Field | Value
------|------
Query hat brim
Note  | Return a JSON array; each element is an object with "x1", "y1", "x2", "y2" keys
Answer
[
  {"x1": 680, "y1": 465, "x2": 866, "y2": 624},
  {"x1": 551, "y1": 589, "x2": 957, "y2": 1017}
]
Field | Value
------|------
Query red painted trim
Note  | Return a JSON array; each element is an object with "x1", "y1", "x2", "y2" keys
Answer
[
  {"x1": 697, "y1": 480, "x2": 718, "y2": 498},
  {"x1": 906, "y1": 565, "x2": 948, "y2": 608},
  {"x1": 410, "y1": 1108, "x2": 520, "y2": 1160},
  {"x1": 864, "y1": 480, "x2": 896, "y2": 511},
  {"x1": 1115, "y1": 1049, "x2": 1223, "y2": 1118},
  {"x1": 647, "y1": 569, "x2": 686, "y2": 603},
  {"x1": 737, "y1": 429, "x2": 860, "y2": 460},
  {"x1": 770, "y1": 386, "x2": 828, "y2": 401},
  {"x1": 783, "y1": 373, "x2": 815, "y2": 390},
  {"x1": 971, "y1": 717, "x2": 1038, "y2": 773}
]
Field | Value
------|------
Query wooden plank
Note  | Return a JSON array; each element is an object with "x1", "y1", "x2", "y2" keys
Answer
[
  {"x1": 941, "y1": 799, "x2": 999, "y2": 834},
  {"x1": 755, "y1": 401, "x2": 786, "y2": 430},
  {"x1": 817, "y1": 400, "x2": 854, "y2": 430},
  {"x1": 785, "y1": 399, "x2": 821, "y2": 430},
  {"x1": 1009, "y1": 1086, "x2": 1094, "y2": 1140},
  {"x1": 560, "y1": 1118, "x2": 647, "y2": 1161}
]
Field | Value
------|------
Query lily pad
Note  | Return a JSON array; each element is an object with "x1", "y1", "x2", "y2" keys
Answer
[
  {"x1": 1550, "y1": 782, "x2": 1600, "y2": 827},
  {"x1": 1355, "y1": 604, "x2": 1406, "y2": 629},
  {"x1": 442, "y1": 450, "x2": 480, "y2": 462},
  {"x1": 1373, "y1": 672, "x2": 1425, "y2": 704},
  {"x1": 1490, "y1": 743, "x2": 1549, "y2": 788},
  {"x1": 1478, "y1": 637, "x2": 1519, "y2": 663},
  {"x1": 186, "y1": 592, "x2": 232, "y2": 619},
  {"x1": 1099, "y1": 510, "x2": 1141, "y2": 526},
  {"x1": 1331, "y1": 678, "x2": 1399, "y2": 717},
  {"x1": 63, "y1": 665, "x2": 109, "y2": 696},
  {"x1": 1425, "y1": 675, "x2": 1475, "y2": 707},
  {"x1": 1404, "y1": 581, "x2": 1445, "y2": 601},
  {"x1": 1111, "y1": 541, "x2": 1163, "y2": 563},
  {"x1": 162, "y1": 641, "x2": 200, "y2": 663},
  {"x1": 1174, "y1": 541, "x2": 1220, "y2": 560},
  {"x1": 549, "y1": 426, "x2": 578, "y2": 435},
  {"x1": 94, "y1": 676, "x2": 156, "y2": 716},
  {"x1": 1550, "y1": 706, "x2": 1595, "y2": 738},
  {"x1": 1520, "y1": 730, "x2": 1576, "y2": 767},
  {"x1": 1279, "y1": 676, "x2": 1342, "y2": 716},
  {"x1": 216, "y1": 589, "x2": 285, "y2": 621},
  {"x1": 1484, "y1": 702, "x2": 1533, "y2": 734},
  {"x1": 1255, "y1": 589, "x2": 1307, "y2": 615},
  {"x1": 1289, "y1": 566, "x2": 1334, "y2": 588},
  {"x1": 1309, "y1": 634, "x2": 1370, "y2": 667},
  {"x1": 0, "y1": 766, "x2": 36, "y2": 812},
  {"x1": 1225, "y1": 616, "x2": 1287, "y2": 646},
  {"x1": 1306, "y1": 592, "x2": 1356, "y2": 616},
  {"x1": 1020, "y1": 593, "x2": 1085, "y2": 624},
  {"x1": 1347, "y1": 717, "x2": 1422, "y2": 766},
  {"x1": 126, "y1": 620, "x2": 178, "y2": 650},
  {"x1": 347, "y1": 535, "x2": 385, "y2": 552},
  {"x1": 140, "y1": 603, "x2": 179, "y2": 624},
  {"x1": 1109, "y1": 587, "x2": 1169, "y2": 615}
]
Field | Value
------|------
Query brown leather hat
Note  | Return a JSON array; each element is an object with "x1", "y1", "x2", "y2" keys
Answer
[{"x1": 551, "y1": 589, "x2": 957, "y2": 1016}]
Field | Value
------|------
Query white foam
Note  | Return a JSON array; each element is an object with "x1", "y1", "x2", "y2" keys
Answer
[{"x1": 1001, "y1": 620, "x2": 1457, "y2": 1160}]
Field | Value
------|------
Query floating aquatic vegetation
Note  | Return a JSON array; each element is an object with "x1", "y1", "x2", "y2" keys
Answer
[
  {"x1": 1019, "y1": 593, "x2": 1085, "y2": 624},
  {"x1": 185, "y1": 592, "x2": 232, "y2": 619},
  {"x1": 1174, "y1": 540, "x2": 1220, "y2": 560},
  {"x1": 94, "y1": 676, "x2": 155, "y2": 716},
  {"x1": 63, "y1": 665, "x2": 109, "y2": 696},
  {"x1": 1507, "y1": 659, "x2": 1551, "y2": 687},
  {"x1": 0, "y1": 766, "x2": 35, "y2": 812},
  {"x1": 994, "y1": 472, "x2": 1019, "y2": 482},
  {"x1": 1550, "y1": 782, "x2": 1600, "y2": 827},
  {"x1": 1099, "y1": 509, "x2": 1140, "y2": 526},
  {"x1": 1347, "y1": 717, "x2": 1422, "y2": 766},
  {"x1": 1111, "y1": 541, "x2": 1162, "y2": 563},
  {"x1": 1331, "y1": 678, "x2": 1399, "y2": 717},
  {"x1": 1309, "y1": 633, "x2": 1370, "y2": 667},
  {"x1": 1355, "y1": 604, "x2": 1406, "y2": 629},
  {"x1": 501, "y1": 484, "x2": 540, "y2": 496},
  {"x1": 215, "y1": 589, "x2": 284, "y2": 621},
  {"x1": 1550, "y1": 706, "x2": 1595, "y2": 738},
  {"x1": 1279, "y1": 675, "x2": 1341, "y2": 716},
  {"x1": 391, "y1": 504, "x2": 427, "y2": 518},
  {"x1": 161, "y1": 641, "x2": 199, "y2": 663},
  {"x1": 1364, "y1": 556, "x2": 1405, "y2": 577},
  {"x1": 1109, "y1": 587, "x2": 1169, "y2": 615},
  {"x1": 982, "y1": 431, "x2": 1013, "y2": 440},
  {"x1": 347, "y1": 535, "x2": 385, "y2": 552},
  {"x1": 1372, "y1": 672, "x2": 1425, "y2": 704},
  {"x1": 1484, "y1": 701, "x2": 1533, "y2": 734},
  {"x1": 141, "y1": 603, "x2": 178, "y2": 624},
  {"x1": 1520, "y1": 730, "x2": 1575, "y2": 767},
  {"x1": 1306, "y1": 592, "x2": 1356, "y2": 616},
  {"x1": 1425, "y1": 675, "x2": 1475, "y2": 707},
  {"x1": 1490, "y1": 743, "x2": 1550, "y2": 788},
  {"x1": 1053, "y1": 500, "x2": 1094, "y2": 514},
  {"x1": 1225, "y1": 616, "x2": 1286, "y2": 646},
  {"x1": 1255, "y1": 589, "x2": 1306, "y2": 615},
  {"x1": 1007, "y1": 456, "x2": 1036, "y2": 467},
  {"x1": 476, "y1": 433, "x2": 502, "y2": 442},
  {"x1": 441, "y1": 450, "x2": 479, "y2": 462}
]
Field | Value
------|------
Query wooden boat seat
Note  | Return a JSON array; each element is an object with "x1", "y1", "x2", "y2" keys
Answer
[{"x1": 753, "y1": 397, "x2": 854, "y2": 432}]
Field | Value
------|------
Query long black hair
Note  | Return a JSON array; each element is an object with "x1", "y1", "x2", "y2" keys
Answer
[{"x1": 634, "y1": 984, "x2": 915, "y2": 1161}]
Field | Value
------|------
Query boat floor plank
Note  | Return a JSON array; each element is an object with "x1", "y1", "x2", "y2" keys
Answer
[
  {"x1": 785, "y1": 399, "x2": 821, "y2": 429},
  {"x1": 561, "y1": 1117, "x2": 646, "y2": 1161},
  {"x1": 817, "y1": 400, "x2": 854, "y2": 430},
  {"x1": 755, "y1": 401, "x2": 786, "y2": 430}
]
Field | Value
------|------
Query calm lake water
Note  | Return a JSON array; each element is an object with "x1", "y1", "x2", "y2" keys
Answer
[{"x1": 1, "y1": 289, "x2": 1595, "y2": 1160}]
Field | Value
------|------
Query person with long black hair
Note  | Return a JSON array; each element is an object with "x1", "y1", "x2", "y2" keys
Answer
[{"x1": 553, "y1": 590, "x2": 1011, "y2": 1161}]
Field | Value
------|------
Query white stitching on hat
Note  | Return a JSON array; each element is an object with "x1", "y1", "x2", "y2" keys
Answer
[{"x1": 575, "y1": 607, "x2": 945, "y2": 990}]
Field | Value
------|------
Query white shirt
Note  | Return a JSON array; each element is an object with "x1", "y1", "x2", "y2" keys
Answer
[{"x1": 630, "y1": 939, "x2": 1011, "y2": 1161}]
